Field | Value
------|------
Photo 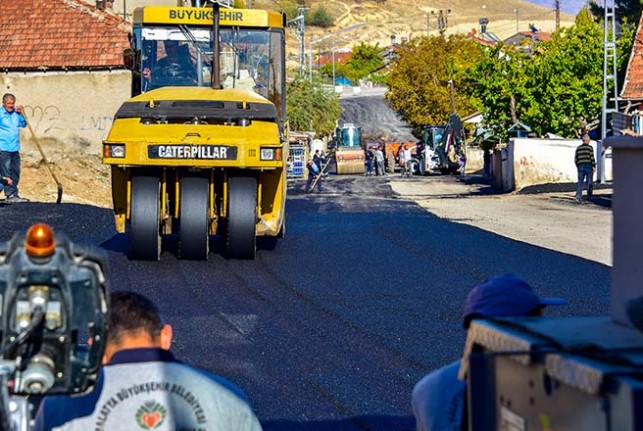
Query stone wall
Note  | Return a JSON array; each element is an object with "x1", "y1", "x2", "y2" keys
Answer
[
  {"x1": 507, "y1": 138, "x2": 613, "y2": 190},
  {"x1": 1, "y1": 70, "x2": 131, "y2": 153}
]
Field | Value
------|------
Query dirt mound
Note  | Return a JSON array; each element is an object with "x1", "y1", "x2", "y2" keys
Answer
[{"x1": 18, "y1": 140, "x2": 111, "y2": 207}]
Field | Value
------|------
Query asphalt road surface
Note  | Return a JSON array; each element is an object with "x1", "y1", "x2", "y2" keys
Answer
[
  {"x1": 339, "y1": 95, "x2": 415, "y2": 142},
  {"x1": 0, "y1": 175, "x2": 610, "y2": 430}
]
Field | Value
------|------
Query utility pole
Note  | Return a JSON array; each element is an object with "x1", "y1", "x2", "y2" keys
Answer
[
  {"x1": 600, "y1": 0, "x2": 618, "y2": 183},
  {"x1": 514, "y1": 8, "x2": 519, "y2": 33},
  {"x1": 431, "y1": 9, "x2": 451, "y2": 36},
  {"x1": 426, "y1": 14, "x2": 430, "y2": 36},
  {"x1": 555, "y1": 0, "x2": 561, "y2": 32},
  {"x1": 287, "y1": 7, "x2": 307, "y2": 77}
]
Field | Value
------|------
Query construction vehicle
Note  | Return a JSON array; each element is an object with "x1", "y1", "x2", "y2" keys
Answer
[
  {"x1": 403, "y1": 115, "x2": 464, "y2": 176},
  {"x1": 461, "y1": 136, "x2": 643, "y2": 430},
  {"x1": 377, "y1": 141, "x2": 413, "y2": 174},
  {"x1": 102, "y1": 3, "x2": 287, "y2": 260},
  {"x1": 329, "y1": 123, "x2": 365, "y2": 174}
]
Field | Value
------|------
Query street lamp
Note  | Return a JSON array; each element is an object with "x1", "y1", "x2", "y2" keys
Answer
[{"x1": 309, "y1": 34, "x2": 338, "y2": 80}]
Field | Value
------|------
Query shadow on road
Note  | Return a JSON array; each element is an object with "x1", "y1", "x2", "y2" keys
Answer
[
  {"x1": 100, "y1": 232, "x2": 280, "y2": 259},
  {"x1": 459, "y1": 176, "x2": 613, "y2": 208}
]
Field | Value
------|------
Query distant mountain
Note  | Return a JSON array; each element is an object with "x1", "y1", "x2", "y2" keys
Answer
[{"x1": 525, "y1": 0, "x2": 586, "y2": 15}]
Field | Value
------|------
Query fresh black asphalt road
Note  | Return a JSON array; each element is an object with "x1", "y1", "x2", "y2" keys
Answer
[{"x1": 0, "y1": 176, "x2": 610, "y2": 430}]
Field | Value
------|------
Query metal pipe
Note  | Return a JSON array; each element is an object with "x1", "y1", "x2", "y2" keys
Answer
[{"x1": 212, "y1": 2, "x2": 220, "y2": 89}]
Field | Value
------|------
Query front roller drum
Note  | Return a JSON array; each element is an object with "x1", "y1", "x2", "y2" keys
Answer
[
  {"x1": 179, "y1": 177, "x2": 210, "y2": 260},
  {"x1": 226, "y1": 176, "x2": 257, "y2": 259},
  {"x1": 129, "y1": 176, "x2": 161, "y2": 261},
  {"x1": 336, "y1": 161, "x2": 365, "y2": 175}
]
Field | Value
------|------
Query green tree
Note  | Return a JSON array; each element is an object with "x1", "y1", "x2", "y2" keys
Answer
[
  {"x1": 590, "y1": 0, "x2": 642, "y2": 24},
  {"x1": 319, "y1": 43, "x2": 384, "y2": 84},
  {"x1": 344, "y1": 43, "x2": 384, "y2": 82},
  {"x1": 307, "y1": 7, "x2": 334, "y2": 28},
  {"x1": 468, "y1": 44, "x2": 534, "y2": 140},
  {"x1": 469, "y1": 5, "x2": 632, "y2": 138},
  {"x1": 286, "y1": 77, "x2": 341, "y2": 135},
  {"x1": 273, "y1": 0, "x2": 299, "y2": 21},
  {"x1": 617, "y1": 19, "x2": 636, "y2": 87},
  {"x1": 526, "y1": 9, "x2": 604, "y2": 136},
  {"x1": 386, "y1": 35, "x2": 483, "y2": 127}
]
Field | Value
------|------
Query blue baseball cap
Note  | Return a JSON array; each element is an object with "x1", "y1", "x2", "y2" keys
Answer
[{"x1": 463, "y1": 274, "x2": 565, "y2": 326}]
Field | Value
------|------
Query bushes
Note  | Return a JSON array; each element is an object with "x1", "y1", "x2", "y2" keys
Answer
[{"x1": 307, "y1": 7, "x2": 334, "y2": 28}]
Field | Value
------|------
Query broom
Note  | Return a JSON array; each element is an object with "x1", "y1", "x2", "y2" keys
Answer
[{"x1": 23, "y1": 114, "x2": 63, "y2": 204}]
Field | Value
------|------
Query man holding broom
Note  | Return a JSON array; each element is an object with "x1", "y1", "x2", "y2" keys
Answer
[{"x1": 0, "y1": 93, "x2": 28, "y2": 202}]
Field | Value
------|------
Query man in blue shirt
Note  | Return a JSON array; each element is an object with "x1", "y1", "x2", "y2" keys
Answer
[
  {"x1": 411, "y1": 274, "x2": 565, "y2": 431},
  {"x1": 34, "y1": 291, "x2": 262, "y2": 431},
  {"x1": 0, "y1": 93, "x2": 28, "y2": 202}
]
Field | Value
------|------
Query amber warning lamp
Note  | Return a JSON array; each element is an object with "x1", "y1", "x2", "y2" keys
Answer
[{"x1": 25, "y1": 223, "x2": 56, "y2": 257}]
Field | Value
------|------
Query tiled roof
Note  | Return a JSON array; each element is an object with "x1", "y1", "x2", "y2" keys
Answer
[
  {"x1": 504, "y1": 31, "x2": 552, "y2": 46},
  {"x1": 316, "y1": 51, "x2": 352, "y2": 67},
  {"x1": 621, "y1": 15, "x2": 643, "y2": 100},
  {"x1": 0, "y1": 0, "x2": 131, "y2": 71}
]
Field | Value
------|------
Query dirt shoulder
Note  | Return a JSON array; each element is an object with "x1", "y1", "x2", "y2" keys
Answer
[
  {"x1": 389, "y1": 177, "x2": 613, "y2": 266},
  {"x1": 16, "y1": 145, "x2": 112, "y2": 208}
]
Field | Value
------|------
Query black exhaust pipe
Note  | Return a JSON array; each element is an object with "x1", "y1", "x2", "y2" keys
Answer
[{"x1": 212, "y1": 2, "x2": 220, "y2": 89}]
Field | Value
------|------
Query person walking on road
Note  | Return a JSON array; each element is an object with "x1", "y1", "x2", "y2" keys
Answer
[
  {"x1": 374, "y1": 147, "x2": 385, "y2": 176},
  {"x1": 365, "y1": 147, "x2": 374, "y2": 176},
  {"x1": 0, "y1": 93, "x2": 28, "y2": 202},
  {"x1": 574, "y1": 134, "x2": 596, "y2": 201},
  {"x1": 411, "y1": 274, "x2": 564, "y2": 431},
  {"x1": 458, "y1": 152, "x2": 467, "y2": 176},
  {"x1": 398, "y1": 145, "x2": 406, "y2": 176},
  {"x1": 305, "y1": 159, "x2": 322, "y2": 193}
]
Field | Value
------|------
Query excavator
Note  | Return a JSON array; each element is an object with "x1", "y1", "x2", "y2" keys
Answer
[
  {"x1": 407, "y1": 79, "x2": 466, "y2": 175},
  {"x1": 102, "y1": 3, "x2": 287, "y2": 260},
  {"x1": 406, "y1": 114, "x2": 465, "y2": 175}
]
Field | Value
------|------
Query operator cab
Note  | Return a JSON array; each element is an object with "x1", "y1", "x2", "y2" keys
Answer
[
  {"x1": 131, "y1": 23, "x2": 285, "y2": 116},
  {"x1": 423, "y1": 126, "x2": 445, "y2": 150},
  {"x1": 337, "y1": 124, "x2": 362, "y2": 148}
]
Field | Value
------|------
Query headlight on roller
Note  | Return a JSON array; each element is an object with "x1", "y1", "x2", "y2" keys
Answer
[
  {"x1": 260, "y1": 147, "x2": 282, "y2": 161},
  {"x1": 103, "y1": 144, "x2": 125, "y2": 158}
]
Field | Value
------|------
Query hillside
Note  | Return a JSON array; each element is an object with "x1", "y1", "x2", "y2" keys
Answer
[{"x1": 253, "y1": 0, "x2": 575, "y2": 55}]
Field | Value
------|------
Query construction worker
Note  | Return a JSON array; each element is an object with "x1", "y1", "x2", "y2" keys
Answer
[
  {"x1": 35, "y1": 291, "x2": 262, "y2": 430},
  {"x1": 416, "y1": 140, "x2": 425, "y2": 174},
  {"x1": 305, "y1": 159, "x2": 322, "y2": 193},
  {"x1": 0, "y1": 93, "x2": 28, "y2": 202}
]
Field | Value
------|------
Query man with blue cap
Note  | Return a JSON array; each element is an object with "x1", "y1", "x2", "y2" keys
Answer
[{"x1": 411, "y1": 274, "x2": 564, "y2": 431}]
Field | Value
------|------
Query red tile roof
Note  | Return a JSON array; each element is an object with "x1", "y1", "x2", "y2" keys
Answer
[
  {"x1": 316, "y1": 51, "x2": 351, "y2": 67},
  {"x1": 0, "y1": 0, "x2": 131, "y2": 71},
  {"x1": 621, "y1": 15, "x2": 643, "y2": 100}
]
